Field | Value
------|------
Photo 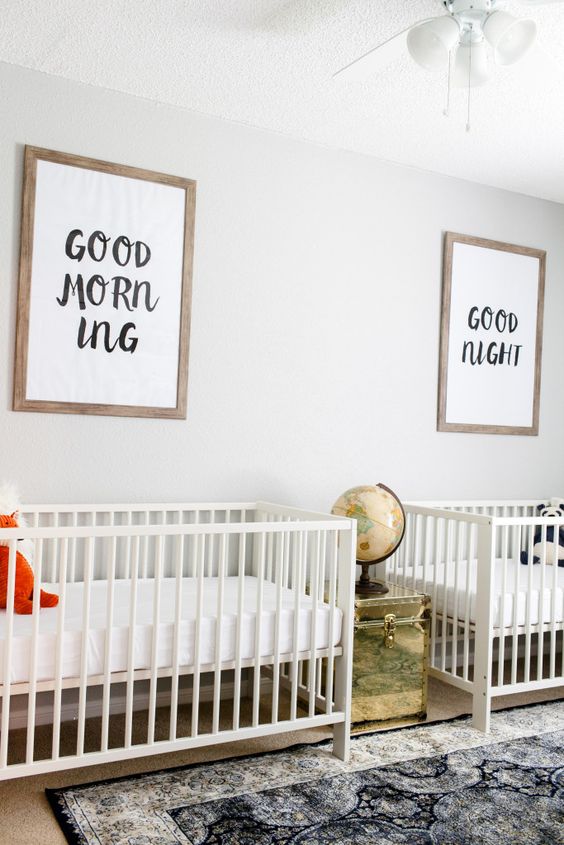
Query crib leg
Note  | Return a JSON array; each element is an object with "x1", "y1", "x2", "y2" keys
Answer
[
  {"x1": 332, "y1": 722, "x2": 350, "y2": 762},
  {"x1": 471, "y1": 689, "x2": 491, "y2": 733},
  {"x1": 472, "y1": 522, "x2": 495, "y2": 734}
]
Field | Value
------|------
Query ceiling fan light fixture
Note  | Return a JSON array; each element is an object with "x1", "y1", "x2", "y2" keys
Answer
[
  {"x1": 407, "y1": 15, "x2": 460, "y2": 71},
  {"x1": 453, "y1": 40, "x2": 491, "y2": 88},
  {"x1": 483, "y1": 10, "x2": 537, "y2": 66}
]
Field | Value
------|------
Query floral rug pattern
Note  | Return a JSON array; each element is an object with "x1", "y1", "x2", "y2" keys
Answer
[{"x1": 47, "y1": 701, "x2": 564, "y2": 845}]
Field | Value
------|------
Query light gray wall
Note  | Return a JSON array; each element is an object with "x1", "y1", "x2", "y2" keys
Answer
[{"x1": 1, "y1": 62, "x2": 563, "y2": 510}]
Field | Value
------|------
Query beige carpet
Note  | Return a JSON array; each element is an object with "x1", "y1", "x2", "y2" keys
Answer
[{"x1": 1, "y1": 679, "x2": 562, "y2": 845}]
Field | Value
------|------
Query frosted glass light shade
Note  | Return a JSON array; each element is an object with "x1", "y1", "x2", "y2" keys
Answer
[
  {"x1": 453, "y1": 41, "x2": 491, "y2": 87},
  {"x1": 483, "y1": 10, "x2": 536, "y2": 66},
  {"x1": 407, "y1": 16, "x2": 460, "y2": 71}
]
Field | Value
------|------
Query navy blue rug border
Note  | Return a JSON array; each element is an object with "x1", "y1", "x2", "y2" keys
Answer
[{"x1": 45, "y1": 789, "x2": 85, "y2": 845}]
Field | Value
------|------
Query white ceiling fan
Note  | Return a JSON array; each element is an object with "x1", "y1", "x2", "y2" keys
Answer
[{"x1": 334, "y1": 0, "x2": 562, "y2": 91}]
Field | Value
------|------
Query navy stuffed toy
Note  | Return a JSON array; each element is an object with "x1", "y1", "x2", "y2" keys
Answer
[{"x1": 520, "y1": 503, "x2": 564, "y2": 567}]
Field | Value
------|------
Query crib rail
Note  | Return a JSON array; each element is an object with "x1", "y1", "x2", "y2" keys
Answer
[
  {"x1": 0, "y1": 502, "x2": 355, "y2": 779},
  {"x1": 386, "y1": 499, "x2": 564, "y2": 731}
]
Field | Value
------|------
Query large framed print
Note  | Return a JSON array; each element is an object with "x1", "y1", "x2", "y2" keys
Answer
[
  {"x1": 438, "y1": 232, "x2": 545, "y2": 435},
  {"x1": 14, "y1": 146, "x2": 196, "y2": 419}
]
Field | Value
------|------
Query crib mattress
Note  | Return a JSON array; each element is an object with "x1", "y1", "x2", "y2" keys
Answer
[
  {"x1": 394, "y1": 559, "x2": 564, "y2": 630},
  {"x1": 0, "y1": 577, "x2": 343, "y2": 685}
]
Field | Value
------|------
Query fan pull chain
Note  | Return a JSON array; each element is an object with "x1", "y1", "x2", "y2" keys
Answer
[
  {"x1": 466, "y1": 38, "x2": 472, "y2": 132},
  {"x1": 443, "y1": 50, "x2": 452, "y2": 117}
]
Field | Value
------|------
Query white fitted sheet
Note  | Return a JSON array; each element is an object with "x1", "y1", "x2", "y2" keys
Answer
[
  {"x1": 0, "y1": 577, "x2": 343, "y2": 685},
  {"x1": 392, "y1": 559, "x2": 564, "y2": 629}
]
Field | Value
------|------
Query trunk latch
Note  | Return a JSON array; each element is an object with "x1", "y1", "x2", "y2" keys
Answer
[{"x1": 384, "y1": 613, "x2": 396, "y2": 648}]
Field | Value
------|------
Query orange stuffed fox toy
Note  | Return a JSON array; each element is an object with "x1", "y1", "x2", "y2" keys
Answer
[{"x1": 0, "y1": 512, "x2": 59, "y2": 614}]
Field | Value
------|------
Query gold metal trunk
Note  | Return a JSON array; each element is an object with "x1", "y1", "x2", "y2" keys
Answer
[{"x1": 351, "y1": 582, "x2": 430, "y2": 733}]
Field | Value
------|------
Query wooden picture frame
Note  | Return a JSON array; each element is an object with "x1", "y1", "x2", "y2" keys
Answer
[
  {"x1": 14, "y1": 146, "x2": 196, "y2": 419},
  {"x1": 438, "y1": 232, "x2": 545, "y2": 435}
]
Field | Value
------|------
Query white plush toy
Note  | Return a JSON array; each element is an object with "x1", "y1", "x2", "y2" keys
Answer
[
  {"x1": 0, "y1": 483, "x2": 33, "y2": 563},
  {"x1": 520, "y1": 502, "x2": 564, "y2": 567}
]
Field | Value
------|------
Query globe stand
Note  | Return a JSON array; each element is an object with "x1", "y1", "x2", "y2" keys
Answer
[{"x1": 356, "y1": 561, "x2": 389, "y2": 596}]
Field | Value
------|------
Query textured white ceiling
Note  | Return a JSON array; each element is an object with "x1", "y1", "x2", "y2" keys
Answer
[{"x1": 1, "y1": 0, "x2": 563, "y2": 202}]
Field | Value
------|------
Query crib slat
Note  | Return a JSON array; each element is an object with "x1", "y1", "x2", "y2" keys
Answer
[
  {"x1": 451, "y1": 522, "x2": 462, "y2": 678},
  {"x1": 325, "y1": 531, "x2": 338, "y2": 715},
  {"x1": 271, "y1": 531, "x2": 284, "y2": 724},
  {"x1": 511, "y1": 525, "x2": 521, "y2": 685},
  {"x1": 69, "y1": 511, "x2": 77, "y2": 583},
  {"x1": 298, "y1": 532, "x2": 309, "y2": 694},
  {"x1": 498, "y1": 525, "x2": 509, "y2": 687},
  {"x1": 252, "y1": 532, "x2": 266, "y2": 728},
  {"x1": 141, "y1": 512, "x2": 149, "y2": 580},
  {"x1": 430, "y1": 517, "x2": 441, "y2": 674},
  {"x1": 307, "y1": 531, "x2": 320, "y2": 717},
  {"x1": 147, "y1": 535, "x2": 164, "y2": 745},
  {"x1": 421, "y1": 516, "x2": 430, "y2": 597},
  {"x1": 190, "y1": 511, "x2": 200, "y2": 578},
  {"x1": 397, "y1": 514, "x2": 407, "y2": 586},
  {"x1": 561, "y1": 605, "x2": 564, "y2": 680},
  {"x1": 124, "y1": 536, "x2": 140, "y2": 748},
  {"x1": 206, "y1": 528, "x2": 214, "y2": 578},
  {"x1": 0, "y1": 541, "x2": 17, "y2": 769},
  {"x1": 49, "y1": 516, "x2": 59, "y2": 583},
  {"x1": 537, "y1": 524, "x2": 547, "y2": 681},
  {"x1": 191, "y1": 534, "x2": 205, "y2": 738},
  {"x1": 403, "y1": 514, "x2": 413, "y2": 588},
  {"x1": 266, "y1": 517, "x2": 274, "y2": 583},
  {"x1": 282, "y1": 516, "x2": 291, "y2": 588},
  {"x1": 26, "y1": 540, "x2": 43, "y2": 764},
  {"x1": 549, "y1": 538, "x2": 558, "y2": 678},
  {"x1": 232, "y1": 530, "x2": 246, "y2": 731},
  {"x1": 290, "y1": 532, "x2": 304, "y2": 721},
  {"x1": 169, "y1": 533, "x2": 185, "y2": 742},
  {"x1": 101, "y1": 536, "x2": 117, "y2": 753},
  {"x1": 462, "y1": 522, "x2": 473, "y2": 682},
  {"x1": 51, "y1": 538, "x2": 68, "y2": 760},
  {"x1": 316, "y1": 530, "x2": 328, "y2": 700},
  {"x1": 440, "y1": 520, "x2": 452, "y2": 673},
  {"x1": 524, "y1": 523, "x2": 534, "y2": 683},
  {"x1": 212, "y1": 533, "x2": 227, "y2": 734},
  {"x1": 77, "y1": 537, "x2": 94, "y2": 757},
  {"x1": 300, "y1": 531, "x2": 308, "y2": 596}
]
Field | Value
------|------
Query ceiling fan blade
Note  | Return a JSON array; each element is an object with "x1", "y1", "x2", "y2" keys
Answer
[{"x1": 333, "y1": 19, "x2": 434, "y2": 82}]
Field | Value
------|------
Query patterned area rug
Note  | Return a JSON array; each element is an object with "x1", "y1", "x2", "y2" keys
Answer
[{"x1": 47, "y1": 702, "x2": 563, "y2": 845}]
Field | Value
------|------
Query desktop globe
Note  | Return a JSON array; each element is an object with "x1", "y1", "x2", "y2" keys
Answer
[{"x1": 331, "y1": 483, "x2": 405, "y2": 595}]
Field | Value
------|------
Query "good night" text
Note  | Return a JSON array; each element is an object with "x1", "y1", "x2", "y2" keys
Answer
[{"x1": 461, "y1": 305, "x2": 522, "y2": 368}]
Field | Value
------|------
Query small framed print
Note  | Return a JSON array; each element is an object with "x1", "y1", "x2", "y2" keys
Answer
[
  {"x1": 438, "y1": 232, "x2": 545, "y2": 435},
  {"x1": 14, "y1": 146, "x2": 196, "y2": 419}
]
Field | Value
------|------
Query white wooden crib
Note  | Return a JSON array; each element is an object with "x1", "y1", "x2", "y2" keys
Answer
[
  {"x1": 0, "y1": 501, "x2": 356, "y2": 780},
  {"x1": 385, "y1": 498, "x2": 564, "y2": 731}
]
